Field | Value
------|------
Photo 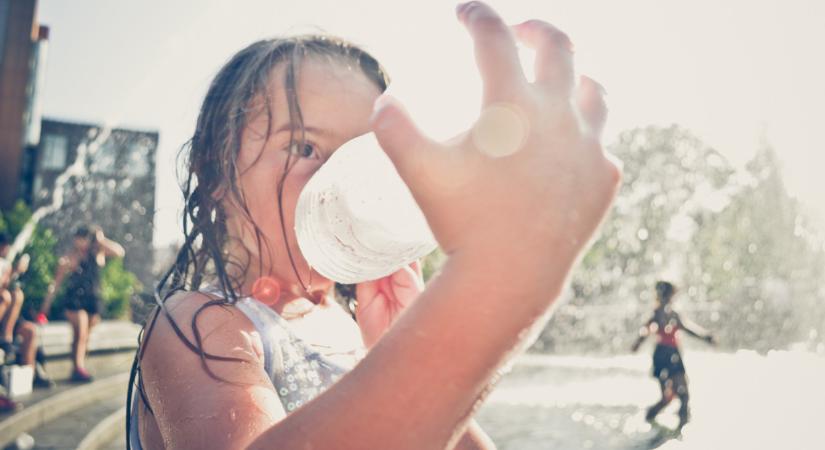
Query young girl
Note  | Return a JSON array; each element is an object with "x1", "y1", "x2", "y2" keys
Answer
[
  {"x1": 42, "y1": 226, "x2": 125, "y2": 381},
  {"x1": 631, "y1": 281, "x2": 715, "y2": 431},
  {"x1": 129, "y1": 2, "x2": 621, "y2": 449}
]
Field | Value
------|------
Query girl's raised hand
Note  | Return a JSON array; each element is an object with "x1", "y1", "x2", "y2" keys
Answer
[{"x1": 370, "y1": 2, "x2": 621, "y2": 296}]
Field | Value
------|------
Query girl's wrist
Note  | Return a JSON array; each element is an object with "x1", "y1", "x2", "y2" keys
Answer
[{"x1": 448, "y1": 245, "x2": 572, "y2": 295}]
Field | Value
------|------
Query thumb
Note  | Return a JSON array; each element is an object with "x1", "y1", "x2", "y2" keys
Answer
[{"x1": 370, "y1": 95, "x2": 439, "y2": 189}]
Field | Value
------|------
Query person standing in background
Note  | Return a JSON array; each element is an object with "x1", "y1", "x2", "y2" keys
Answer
[{"x1": 631, "y1": 281, "x2": 716, "y2": 431}]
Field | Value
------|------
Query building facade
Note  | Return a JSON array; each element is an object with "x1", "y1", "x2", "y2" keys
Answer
[{"x1": 0, "y1": 0, "x2": 41, "y2": 209}]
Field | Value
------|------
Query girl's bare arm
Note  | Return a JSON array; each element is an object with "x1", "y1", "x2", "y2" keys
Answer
[
  {"x1": 41, "y1": 256, "x2": 71, "y2": 314},
  {"x1": 96, "y1": 230, "x2": 126, "y2": 258}
]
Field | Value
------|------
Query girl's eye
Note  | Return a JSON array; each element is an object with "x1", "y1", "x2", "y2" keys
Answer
[{"x1": 288, "y1": 142, "x2": 318, "y2": 159}]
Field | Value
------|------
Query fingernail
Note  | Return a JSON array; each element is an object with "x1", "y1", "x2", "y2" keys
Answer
[
  {"x1": 370, "y1": 95, "x2": 396, "y2": 129},
  {"x1": 373, "y1": 94, "x2": 393, "y2": 111},
  {"x1": 455, "y1": 1, "x2": 477, "y2": 21},
  {"x1": 455, "y1": 2, "x2": 467, "y2": 18}
]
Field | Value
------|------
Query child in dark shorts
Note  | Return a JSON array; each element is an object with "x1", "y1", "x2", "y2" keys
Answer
[{"x1": 631, "y1": 281, "x2": 716, "y2": 430}]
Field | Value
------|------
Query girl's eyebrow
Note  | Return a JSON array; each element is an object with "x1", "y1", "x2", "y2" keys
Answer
[{"x1": 273, "y1": 123, "x2": 331, "y2": 138}]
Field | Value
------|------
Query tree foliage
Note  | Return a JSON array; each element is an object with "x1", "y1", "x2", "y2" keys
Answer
[{"x1": 532, "y1": 126, "x2": 825, "y2": 353}]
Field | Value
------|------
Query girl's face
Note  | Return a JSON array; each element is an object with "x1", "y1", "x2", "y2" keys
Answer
[
  {"x1": 74, "y1": 236, "x2": 91, "y2": 253},
  {"x1": 226, "y1": 57, "x2": 382, "y2": 293}
]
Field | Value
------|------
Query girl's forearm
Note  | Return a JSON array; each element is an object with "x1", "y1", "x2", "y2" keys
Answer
[
  {"x1": 42, "y1": 269, "x2": 66, "y2": 313},
  {"x1": 100, "y1": 237, "x2": 125, "y2": 258},
  {"x1": 251, "y1": 249, "x2": 573, "y2": 449}
]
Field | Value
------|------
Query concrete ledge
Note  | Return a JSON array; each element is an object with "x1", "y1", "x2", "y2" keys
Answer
[
  {"x1": 42, "y1": 350, "x2": 136, "y2": 385},
  {"x1": 0, "y1": 372, "x2": 129, "y2": 448},
  {"x1": 77, "y1": 407, "x2": 125, "y2": 450}
]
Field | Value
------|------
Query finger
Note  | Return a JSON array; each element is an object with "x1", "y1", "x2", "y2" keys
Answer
[
  {"x1": 409, "y1": 260, "x2": 423, "y2": 278},
  {"x1": 355, "y1": 290, "x2": 389, "y2": 328},
  {"x1": 355, "y1": 281, "x2": 379, "y2": 309},
  {"x1": 512, "y1": 20, "x2": 574, "y2": 95},
  {"x1": 575, "y1": 75, "x2": 608, "y2": 138},
  {"x1": 457, "y1": 1, "x2": 527, "y2": 102},
  {"x1": 394, "y1": 264, "x2": 424, "y2": 291},
  {"x1": 370, "y1": 95, "x2": 443, "y2": 193}
]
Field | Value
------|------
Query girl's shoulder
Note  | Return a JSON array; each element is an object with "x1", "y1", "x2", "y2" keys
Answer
[
  {"x1": 141, "y1": 290, "x2": 266, "y2": 378},
  {"x1": 160, "y1": 289, "x2": 258, "y2": 337},
  {"x1": 137, "y1": 290, "x2": 286, "y2": 446}
]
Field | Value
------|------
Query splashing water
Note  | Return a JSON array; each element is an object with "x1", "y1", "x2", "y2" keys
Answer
[
  {"x1": 5, "y1": 2, "x2": 224, "y2": 262},
  {"x1": 6, "y1": 126, "x2": 112, "y2": 262}
]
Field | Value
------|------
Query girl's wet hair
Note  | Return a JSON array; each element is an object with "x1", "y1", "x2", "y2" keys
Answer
[
  {"x1": 73, "y1": 225, "x2": 96, "y2": 239},
  {"x1": 127, "y1": 35, "x2": 389, "y2": 443},
  {"x1": 73, "y1": 225, "x2": 100, "y2": 257},
  {"x1": 655, "y1": 281, "x2": 676, "y2": 303}
]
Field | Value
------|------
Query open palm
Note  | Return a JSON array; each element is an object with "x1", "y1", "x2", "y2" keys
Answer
[{"x1": 355, "y1": 261, "x2": 424, "y2": 348}]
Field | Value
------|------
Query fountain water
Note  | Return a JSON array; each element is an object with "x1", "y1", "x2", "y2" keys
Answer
[{"x1": 6, "y1": 126, "x2": 111, "y2": 262}]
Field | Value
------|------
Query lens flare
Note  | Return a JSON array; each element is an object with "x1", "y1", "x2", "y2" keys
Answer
[{"x1": 252, "y1": 276, "x2": 281, "y2": 306}]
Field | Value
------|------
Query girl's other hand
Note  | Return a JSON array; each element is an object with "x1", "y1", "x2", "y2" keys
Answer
[{"x1": 355, "y1": 261, "x2": 424, "y2": 348}]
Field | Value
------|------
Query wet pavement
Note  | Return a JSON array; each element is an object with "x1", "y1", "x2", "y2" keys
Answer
[{"x1": 476, "y1": 350, "x2": 825, "y2": 450}]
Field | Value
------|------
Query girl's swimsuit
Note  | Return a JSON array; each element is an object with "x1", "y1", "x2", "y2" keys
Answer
[
  {"x1": 129, "y1": 292, "x2": 355, "y2": 449},
  {"x1": 63, "y1": 252, "x2": 103, "y2": 315},
  {"x1": 652, "y1": 311, "x2": 685, "y2": 380}
]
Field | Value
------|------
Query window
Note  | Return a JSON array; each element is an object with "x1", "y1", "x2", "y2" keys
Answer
[{"x1": 40, "y1": 134, "x2": 68, "y2": 170}]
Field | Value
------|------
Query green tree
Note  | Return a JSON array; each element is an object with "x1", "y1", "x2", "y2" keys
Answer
[
  {"x1": 1, "y1": 201, "x2": 59, "y2": 317},
  {"x1": 532, "y1": 126, "x2": 825, "y2": 354},
  {"x1": 17, "y1": 227, "x2": 58, "y2": 314},
  {"x1": 100, "y1": 258, "x2": 141, "y2": 319},
  {"x1": 689, "y1": 143, "x2": 825, "y2": 350}
]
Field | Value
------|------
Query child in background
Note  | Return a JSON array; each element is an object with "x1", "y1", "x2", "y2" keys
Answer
[{"x1": 631, "y1": 281, "x2": 716, "y2": 431}]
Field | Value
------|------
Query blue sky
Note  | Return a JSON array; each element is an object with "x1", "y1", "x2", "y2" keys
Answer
[{"x1": 37, "y1": 0, "x2": 825, "y2": 247}]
